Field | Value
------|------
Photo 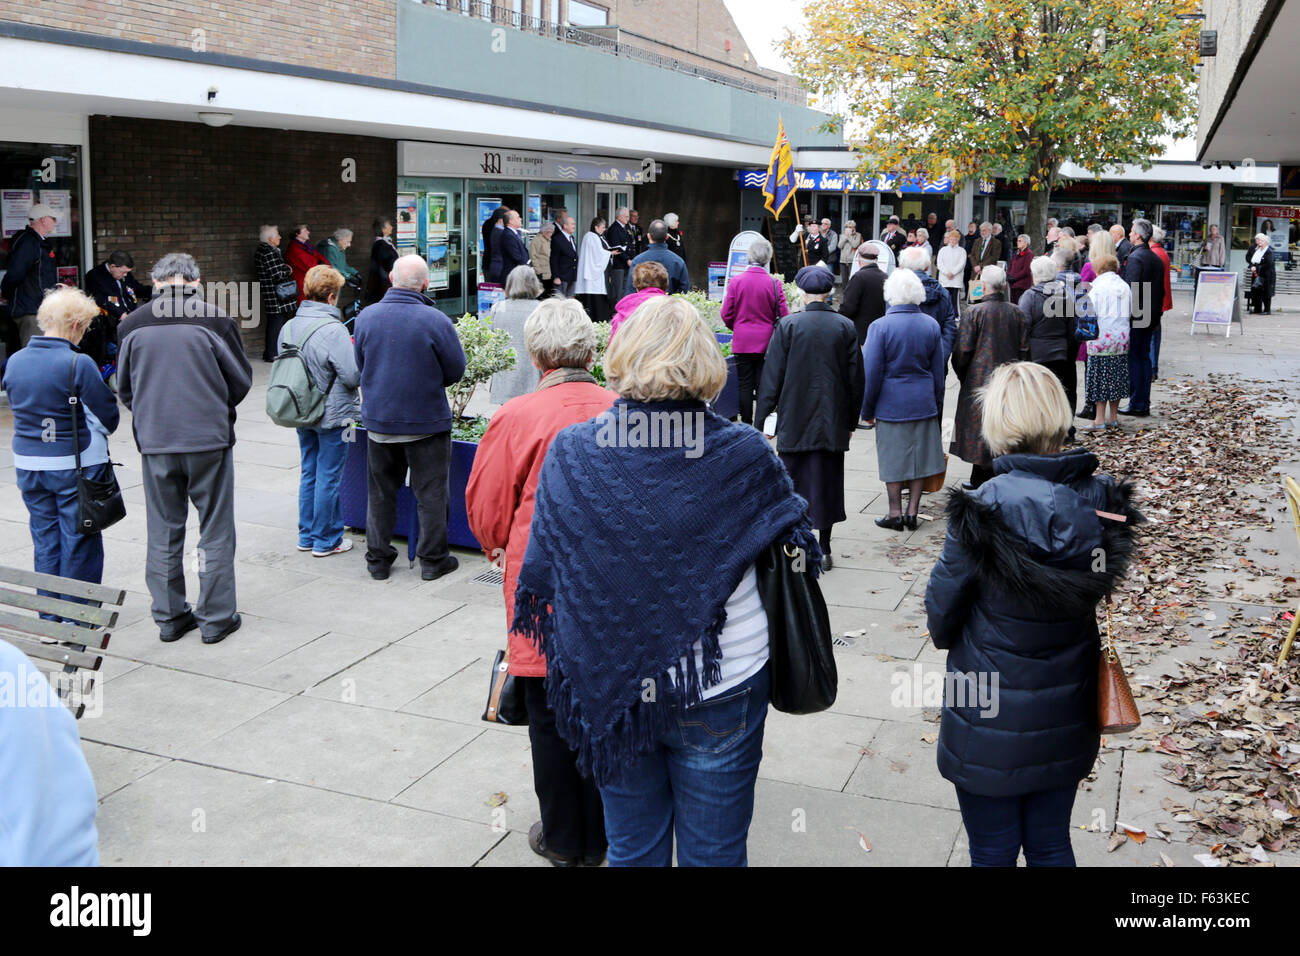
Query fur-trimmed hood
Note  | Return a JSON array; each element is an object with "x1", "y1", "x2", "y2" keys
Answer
[{"x1": 944, "y1": 449, "x2": 1143, "y2": 617}]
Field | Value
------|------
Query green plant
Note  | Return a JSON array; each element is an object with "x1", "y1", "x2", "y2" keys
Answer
[
  {"x1": 783, "y1": 282, "x2": 805, "y2": 313},
  {"x1": 451, "y1": 415, "x2": 490, "y2": 443},
  {"x1": 446, "y1": 312, "x2": 517, "y2": 420},
  {"x1": 672, "y1": 291, "x2": 724, "y2": 331}
]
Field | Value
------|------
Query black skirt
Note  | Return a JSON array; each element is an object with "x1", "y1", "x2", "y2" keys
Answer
[{"x1": 779, "y1": 450, "x2": 846, "y2": 530}]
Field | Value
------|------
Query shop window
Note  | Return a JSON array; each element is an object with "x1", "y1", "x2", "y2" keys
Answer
[{"x1": 0, "y1": 142, "x2": 83, "y2": 307}]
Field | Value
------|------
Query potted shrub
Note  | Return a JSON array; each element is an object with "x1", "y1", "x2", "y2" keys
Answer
[{"x1": 338, "y1": 313, "x2": 516, "y2": 553}]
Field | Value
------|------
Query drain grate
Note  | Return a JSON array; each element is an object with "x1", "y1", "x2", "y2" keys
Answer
[{"x1": 472, "y1": 567, "x2": 505, "y2": 587}]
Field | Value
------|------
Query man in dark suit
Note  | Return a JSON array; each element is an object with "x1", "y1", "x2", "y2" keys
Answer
[
  {"x1": 549, "y1": 215, "x2": 579, "y2": 298},
  {"x1": 84, "y1": 250, "x2": 150, "y2": 370},
  {"x1": 970, "y1": 222, "x2": 1002, "y2": 278},
  {"x1": 839, "y1": 245, "x2": 887, "y2": 348},
  {"x1": 604, "y1": 207, "x2": 634, "y2": 306},
  {"x1": 1110, "y1": 223, "x2": 1134, "y2": 271},
  {"x1": 1121, "y1": 218, "x2": 1164, "y2": 418},
  {"x1": 489, "y1": 210, "x2": 530, "y2": 285},
  {"x1": 881, "y1": 215, "x2": 907, "y2": 257}
]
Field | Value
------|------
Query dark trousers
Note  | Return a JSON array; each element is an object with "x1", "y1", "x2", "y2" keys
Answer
[
  {"x1": 1249, "y1": 291, "x2": 1272, "y2": 314},
  {"x1": 607, "y1": 267, "x2": 628, "y2": 308},
  {"x1": 969, "y1": 463, "x2": 996, "y2": 488},
  {"x1": 734, "y1": 352, "x2": 764, "y2": 425},
  {"x1": 1041, "y1": 358, "x2": 1077, "y2": 438},
  {"x1": 522, "y1": 676, "x2": 606, "y2": 860},
  {"x1": 263, "y1": 308, "x2": 291, "y2": 362},
  {"x1": 955, "y1": 785, "x2": 1078, "y2": 867},
  {"x1": 365, "y1": 433, "x2": 450, "y2": 573},
  {"x1": 946, "y1": 286, "x2": 961, "y2": 318},
  {"x1": 1127, "y1": 327, "x2": 1153, "y2": 413}
]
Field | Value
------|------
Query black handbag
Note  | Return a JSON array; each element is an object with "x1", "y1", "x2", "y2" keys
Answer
[
  {"x1": 67, "y1": 358, "x2": 126, "y2": 535},
  {"x1": 481, "y1": 648, "x2": 528, "y2": 725},
  {"x1": 275, "y1": 278, "x2": 300, "y2": 302},
  {"x1": 754, "y1": 540, "x2": 837, "y2": 714}
]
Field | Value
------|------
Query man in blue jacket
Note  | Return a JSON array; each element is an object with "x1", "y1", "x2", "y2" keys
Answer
[
  {"x1": 1, "y1": 202, "x2": 59, "y2": 350},
  {"x1": 354, "y1": 255, "x2": 467, "y2": 581},
  {"x1": 489, "y1": 210, "x2": 531, "y2": 285},
  {"x1": 625, "y1": 219, "x2": 690, "y2": 295}
]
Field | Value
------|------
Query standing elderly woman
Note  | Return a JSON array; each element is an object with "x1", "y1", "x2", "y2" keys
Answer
[
  {"x1": 279, "y1": 265, "x2": 362, "y2": 557},
  {"x1": 860, "y1": 268, "x2": 947, "y2": 531},
  {"x1": 1079, "y1": 253, "x2": 1132, "y2": 431},
  {"x1": 575, "y1": 217, "x2": 613, "y2": 322},
  {"x1": 950, "y1": 266, "x2": 1030, "y2": 488},
  {"x1": 254, "y1": 224, "x2": 298, "y2": 362},
  {"x1": 936, "y1": 229, "x2": 968, "y2": 317},
  {"x1": 317, "y1": 229, "x2": 359, "y2": 281},
  {"x1": 611, "y1": 261, "x2": 669, "y2": 339},
  {"x1": 284, "y1": 224, "x2": 331, "y2": 301},
  {"x1": 512, "y1": 295, "x2": 822, "y2": 867},
  {"x1": 2, "y1": 287, "x2": 120, "y2": 607},
  {"x1": 721, "y1": 237, "x2": 789, "y2": 425},
  {"x1": 1006, "y1": 234, "x2": 1034, "y2": 301},
  {"x1": 367, "y1": 217, "x2": 398, "y2": 304},
  {"x1": 489, "y1": 265, "x2": 546, "y2": 404},
  {"x1": 1247, "y1": 233, "x2": 1276, "y2": 314},
  {"x1": 467, "y1": 297, "x2": 617, "y2": 867},
  {"x1": 1018, "y1": 255, "x2": 1079, "y2": 441},
  {"x1": 927, "y1": 362, "x2": 1142, "y2": 866},
  {"x1": 838, "y1": 220, "x2": 862, "y2": 287},
  {"x1": 755, "y1": 266, "x2": 865, "y2": 569}
]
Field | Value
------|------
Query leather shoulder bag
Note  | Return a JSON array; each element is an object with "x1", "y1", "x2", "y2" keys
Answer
[
  {"x1": 1098, "y1": 606, "x2": 1141, "y2": 734},
  {"x1": 68, "y1": 357, "x2": 126, "y2": 535},
  {"x1": 754, "y1": 540, "x2": 837, "y2": 714}
]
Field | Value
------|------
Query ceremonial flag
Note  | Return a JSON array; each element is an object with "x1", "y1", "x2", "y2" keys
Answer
[{"x1": 762, "y1": 119, "x2": 796, "y2": 218}]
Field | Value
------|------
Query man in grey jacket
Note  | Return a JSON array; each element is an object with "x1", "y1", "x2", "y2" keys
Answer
[{"x1": 117, "y1": 253, "x2": 252, "y2": 645}]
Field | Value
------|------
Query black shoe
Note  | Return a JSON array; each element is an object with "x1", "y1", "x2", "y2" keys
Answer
[
  {"x1": 875, "y1": 515, "x2": 906, "y2": 531},
  {"x1": 581, "y1": 851, "x2": 607, "y2": 867},
  {"x1": 421, "y1": 555, "x2": 459, "y2": 581},
  {"x1": 960, "y1": 481, "x2": 977, "y2": 492},
  {"x1": 202, "y1": 613, "x2": 241, "y2": 646},
  {"x1": 1118, "y1": 407, "x2": 1149, "y2": 418},
  {"x1": 904, "y1": 514, "x2": 919, "y2": 531},
  {"x1": 1076, "y1": 404, "x2": 1096, "y2": 420},
  {"x1": 821, "y1": 553, "x2": 834, "y2": 572},
  {"x1": 159, "y1": 612, "x2": 198, "y2": 643},
  {"x1": 528, "y1": 822, "x2": 579, "y2": 867},
  {"x1": 369, "y1": 563, "x2": 392, "y2": 581}
]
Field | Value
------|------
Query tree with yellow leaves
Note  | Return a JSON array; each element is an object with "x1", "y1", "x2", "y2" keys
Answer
[{"x1": 782, "y1": 0, "x2": 1200, "y2": 250}]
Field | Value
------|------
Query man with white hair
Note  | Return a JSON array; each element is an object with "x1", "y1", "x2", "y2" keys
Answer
[
  {"x1": 605, "y1": 207, "x2": 634, "y2": 305},
  {"x1": 1110, "y1": 223, "x2": 1133, "y2": 270},
  {"x1": 1018, "y1": 255, "x2": 1078, "y2": 441},
  {"x1": 353, "y1": 254, "x2": 467, "y2": 581},
  {"x1": 970, "y1": 221, "x2": 1001, "y2": 278},
  {"x1": 1, "y1": 203, "x2": 59, "y2": 349},
  {"x1": 898, "y1": 244, "x2": 956, "y2": 362},
  {"x1": 1120, "y1": 218, "x2": 1162, "y2": 417}
]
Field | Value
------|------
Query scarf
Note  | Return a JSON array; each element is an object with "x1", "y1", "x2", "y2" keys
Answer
[
  {"x1": 512, "y1": 398, "x2": 821, "y2": 786},
  {"x1": 536, "y1": 367, "x2": 596, "y2": 390}
]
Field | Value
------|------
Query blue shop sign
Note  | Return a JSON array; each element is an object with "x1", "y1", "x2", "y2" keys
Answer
[{"x1": 738, "y1": 169, "x2": 953, "y2": 194}]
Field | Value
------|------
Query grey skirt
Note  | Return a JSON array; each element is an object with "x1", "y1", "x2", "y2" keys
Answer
[{"x1": 875, "y1": 416, "x2": 945, "y2": 482}]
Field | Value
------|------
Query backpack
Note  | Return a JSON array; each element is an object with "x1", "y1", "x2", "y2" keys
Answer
[{"x1": 266, "y1": 318, "x2": 335, "y2": 428}]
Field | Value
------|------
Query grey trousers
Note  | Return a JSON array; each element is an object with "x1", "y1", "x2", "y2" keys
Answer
[
  {"x1": 16, "y1": 314, "x2": 40, "y2": 347},
  {"x1": 140, "y1": 448, "x2": 238, "y2": 638},
  {"x1": 365, "y1": 433, "x2": 451, "y2": 573}
]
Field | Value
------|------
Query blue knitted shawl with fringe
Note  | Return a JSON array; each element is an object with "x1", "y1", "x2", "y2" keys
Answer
[{"x1": 512, "y1": 397, "x2": 821, "y2": 787}]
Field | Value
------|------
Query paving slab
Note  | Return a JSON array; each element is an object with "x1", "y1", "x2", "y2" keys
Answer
[{"x1": 305, "y1": 641, "x2": 485, "y2": 711}]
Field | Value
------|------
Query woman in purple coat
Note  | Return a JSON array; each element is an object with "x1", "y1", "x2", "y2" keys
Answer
[{"x1": 721, "y1": 238, "x2": 789, "y2": 425}]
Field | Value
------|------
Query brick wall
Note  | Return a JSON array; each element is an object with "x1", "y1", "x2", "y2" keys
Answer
[
  {"x1": 633, "y1": 162, "x2": 738, "y2": 287},
  {"x1": 3, "y1": 0, "x2": 396, "y2": 77},
  {"x1": 90, "y1": 116, "x2": 395, "y2": 353}
]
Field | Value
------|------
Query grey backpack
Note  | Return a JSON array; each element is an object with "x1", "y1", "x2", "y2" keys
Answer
[{"x1": 266, "y1": 319, "x2": 334, "y2": 428}]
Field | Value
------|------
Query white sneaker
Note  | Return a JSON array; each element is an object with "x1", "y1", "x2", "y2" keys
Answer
[{"x1": 313, "y1": 539, "x2": 355, "y2": 558}]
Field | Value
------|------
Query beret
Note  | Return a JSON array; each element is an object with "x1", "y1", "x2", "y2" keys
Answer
[{"x1": 794, "y1": 265, "x2": 834, "y2": 293}]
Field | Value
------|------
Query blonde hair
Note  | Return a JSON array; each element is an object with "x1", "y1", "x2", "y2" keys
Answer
[
  {"x1": 36, "y1": 285, "x2": 99, "y2": 338},
  {"x1": 524, "y1": 298, "x2": 597, "y2": 371},
  {"x1": 605, "y1": 296, "x2": 726, "y2": 402},
  {"x1": 1088, "y1": 229, "x2": 1117, "y2": 268},
  {"x1": 979, "y1": 361, "x2": 1072, "y2": 457},
  {"x1": 303, "y1": 264, "x2": 345, "y2": 303}
]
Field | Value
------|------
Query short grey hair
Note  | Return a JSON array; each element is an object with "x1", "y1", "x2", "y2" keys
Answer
[
  {"x1": 1131, "y1": 219, "x2": 1153, "y2": 243},
  {"x1": 333, "y1": 228, "x2": 353, "y2": 242},
  {"x1": 980, "y1": 221, "x2": 993, "y2": 232},
  {"x1": 1017, "y1": 234, "x2": 1031, "y2": 246},
  {"x1": 1151, "y1": 226, "x2": 1166, "y2": 243},
  {"x1": 1255, "y1": 233, "x2": 1270, "y2": 244},
  {"x1": 524, "y1": 297, "x2": 597, "y2": 371},
  {"x1": 884, "y1": 267, "x2": 925, "y2": 306},
  {"x1": 898, "y1": 244, "x2": 932, "y2": 272},
  {"x1": 390, "y1": 254, "x2": 428, "y2": 290},
  {"x1": 1087, "y1": 223, "x2": 1104, "y2": 234},
  {"x1": 540, "y1": 222, "x2": 555, "y2": 235},
  {"x1": 1030, "y1": 255, "x2": 1058, "y2": 284},
  {"x1": 259, "y1": 224, "x2": 279, "y2": 242},
  {"x1": 615, "y1": 206, "x2": 629, "y2": 218},
  {"x1": 1047, "y1": 218, "x2": 1059, "y2": 227},
  {"x1": 747, "y1": 238, "x2": 773, "y2": 267},
  {"x1": 916, "y1": 227, "x2": 929, "y2": 241},
  {"x1": 981, "y1": 265, "x2": 1007, "y2": 291},
  {"x1": 1051, "y1": 248, "x2": 1074, "y2": 272},
  {"x1": 151, "y1": 253, "x2": 200, "y2": 283},
  {"x1": 663, "y1": 212, "x2": 679, "y2": 229},
  {"x1": 844, "y1": 219, "x2": 856, "y2": 229},
  {"x1": 504, "y1": 264, "x2": 543, "y2": 299}
]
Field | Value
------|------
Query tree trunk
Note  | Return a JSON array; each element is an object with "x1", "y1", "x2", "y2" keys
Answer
[{"x1": 1025, "y1": 186, "x2": 1053, "y2": 254}]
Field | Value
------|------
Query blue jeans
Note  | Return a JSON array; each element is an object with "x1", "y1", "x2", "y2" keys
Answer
[
  {"x1": 599, "y1": 665, "x2": 769, "y2": 867},
  {"x1": 297, "y1": 427, "x2": 348, "y2": 552},
  {"x1": 1149, "y1": 326, "x2": 1162, "y2": 379},
  {"x1": 956, "y1": 785, "x2": 1078, "y2": 867},
  {"x1": 1127, "y1": 328, "x2": 1153, "y2": 412},
  {"x1": 16, "y1": 465, "x2": 108, "y2": 619}
]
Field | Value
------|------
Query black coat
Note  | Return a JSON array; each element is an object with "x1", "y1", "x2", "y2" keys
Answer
[
  {"x1": 549, "y1": 229, "x2": 579, "y2": 283},
  {"x1": 840, "y1": 263, "x2": 887, "y2": 348},
  {"x1": 605, "y1": 221, "x2": 634, "y2": 269},
  {"x1": 1018, "y1": 280, "x2": 1078, "y2": 364},
  {"x1": 754, "y1": 302, "x2": 865, "y2": 453},
  {"x1": 1248, "y1": 247, "x2": 1276, "y2": 298},
  {"x1": 367, "y1": 238, "x2": 399, "y2": 303},
  {"x1": 0, "y1": 226, "x2": 56, "y2": 317},
  {"x1": 489, "y1": 228, "x2": 530, "y2": 285},
  {"x1": 1123, "y1": 244, "x2": 1166, "y2": 332},
  {"x1": 926, "y1": 449, "x2": 1142, "y2": 797},
  {"x1": 1116, "y1": 237, "x2": 1134, "y2": 270},
  {"x1": 83, "y1": 263, "x2": 150, "y2": 367}
]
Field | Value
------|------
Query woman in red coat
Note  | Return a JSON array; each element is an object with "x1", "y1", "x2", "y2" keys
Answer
[
  {"x1": 1006, "y1": 234, "x2": 1035, "y2": 302},
  {"x1": 465, "y1": 297, "x2": 617, "y2": 867},
  {"x1": 283, "y1": 224, "x2": 331, "y2": 302}
]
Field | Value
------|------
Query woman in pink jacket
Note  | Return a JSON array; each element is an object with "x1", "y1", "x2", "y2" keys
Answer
[
  {"x1": 610, "y1": 261, "x2": 669, "y2": 339},
  {"x1": 720, "y1": 238, "x2": 789, "y2": 425}
]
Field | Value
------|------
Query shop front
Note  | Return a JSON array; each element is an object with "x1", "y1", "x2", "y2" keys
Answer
[
  {"x1": 1227, "y1": 202, "x2": 1298, "y2": 276},
  {"x1": 397, "y1": 142, "x2": 644, "y2": 315},
  {"x1": 0, "y1": 137, "x2": 85, "y2": 308}
]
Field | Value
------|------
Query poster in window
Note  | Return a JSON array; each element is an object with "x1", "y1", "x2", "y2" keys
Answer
[
  {"x1": 477, "y1": 198, "x2": 501, "y2": 253},
  {"x1": 396, "y1": 193, "x2": 418, "y2": 244},
  {"x1": 39, "y1": 190, "x2": 72, "y2": 237},
  {"x1": 1255, "y1": 207, "x2": 1295, "y2": 262},
  {"x1": 427, "y1": 193, "x2": 449, "y2": 242},
  {"x1": 57, "y1": 266, "x2": 79, "y2": 287},
  {"x1": 527, "y1": 195, "x2": 542, "y2": 231},
  {"x1": 2, "y1": 189, "x2": 33, "y2": 237},
  {"x1": 427, "y1": 244, "x2": 449, "y2": 291}
]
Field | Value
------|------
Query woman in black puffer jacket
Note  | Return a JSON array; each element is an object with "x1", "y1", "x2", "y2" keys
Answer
[{"x1": 925, "y1": 361, "x2": 1142, "y2": 867}]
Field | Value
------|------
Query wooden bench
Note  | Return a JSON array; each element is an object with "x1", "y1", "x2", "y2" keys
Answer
[{"x1": 0, "y1": 564, "x2": 126, "y2": 719}]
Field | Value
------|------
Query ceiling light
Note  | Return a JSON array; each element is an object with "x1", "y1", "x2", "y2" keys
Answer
[{"x1": 197, "y1": 112, "x2": 233, "y2": 128}]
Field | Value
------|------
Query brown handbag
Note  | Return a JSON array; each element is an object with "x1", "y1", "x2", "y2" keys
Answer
[
  {"x1": 1098, "y1": 607, "x2": 1141, "y2": 734},
  {"x1": 922, "y1": 454, "x2": 949, "y2": 494}
]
